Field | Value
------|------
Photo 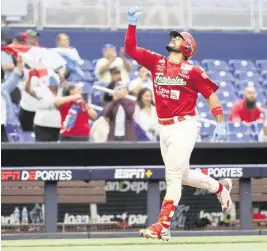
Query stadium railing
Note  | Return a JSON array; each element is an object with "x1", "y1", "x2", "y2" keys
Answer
[{"x1": 2, "y1": 0, "x2": 267, "y2": 31}]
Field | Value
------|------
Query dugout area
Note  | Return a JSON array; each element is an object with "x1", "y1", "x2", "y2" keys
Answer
[{"x1": 2, "y1": 236, "x2": 267, "y2": 251}]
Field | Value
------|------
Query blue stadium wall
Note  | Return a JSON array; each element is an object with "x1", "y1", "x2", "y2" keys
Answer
[{"x1": 5, "y1": 28, "x2": 267, "y2": 61}]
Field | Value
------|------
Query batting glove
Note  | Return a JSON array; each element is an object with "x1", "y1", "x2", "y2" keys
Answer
[
  {"x1": 128, "y1": 6, "x2": 142, "y2": 26},
  {"x1": 213, "y1": 122, "x2": 227, "y2": 141}
]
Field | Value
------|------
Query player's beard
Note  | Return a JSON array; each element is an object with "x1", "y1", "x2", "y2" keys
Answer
[{"x1": 166, "y1": 44, "x2": 181, "y2": 53}]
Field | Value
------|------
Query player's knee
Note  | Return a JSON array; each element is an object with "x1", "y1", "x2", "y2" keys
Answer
[{"x1": 166, "y1": 157, "x2": 187, "y2": 173}]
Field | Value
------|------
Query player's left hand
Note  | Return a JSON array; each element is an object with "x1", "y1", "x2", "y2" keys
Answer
[
  {"x1": 128, "y1": 6, "x2": 142, "y2": 26},
  {"x1": 213, "y1": 122, "x2": 227, "y2": 141}
]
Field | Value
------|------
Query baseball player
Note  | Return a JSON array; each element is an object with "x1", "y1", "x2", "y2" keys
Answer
[{"x1": 125, "y1": 7, "x2": 232, "y2": 241}]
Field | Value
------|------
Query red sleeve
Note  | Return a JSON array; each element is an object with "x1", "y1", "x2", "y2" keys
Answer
[
  {"x1": 190, "y1": 66, "x2": 219, "y2": 99},
  {"x1": 229, "y1": 102, "x2": 241, "y2": 121},
  {"x1": 125, "y1": 25, "x2": 162, "y2": 71},
  {"x1": 255, "y1": 107, "x2": 263, "y2": 121}
]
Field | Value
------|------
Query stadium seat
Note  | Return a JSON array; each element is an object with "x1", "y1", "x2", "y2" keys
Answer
[
  {"x1": 250, "y1": 122, "x2": 264, "y2": 134},
  {"x1": 83, "y1": 71, "x2": 95, "y2": 82},
  {"x1": 221, "y1": 101, "x2": 234, "y2": 112},
  {"x1": 262, "y1": 80, "x2": 267, "y2": 89},
  {"x1": 228, "y1": 122, "x2": 250, "y2": 134},
  {"x1": 227, "y1": 133, "x2": 254, "y2": 142},
  {"x1": 216, "y1": 81, "x2": 236, "y2": 93},
  {"x1": 256, "y1": 92, "x2": 267, "y2": 105},
  {"x1": 261, "y1": 70, "x2": 267, "y2": 80},
  {"x1": 200, "y1": 123, "x2": 215, "y2": 138},
  {"x1": 234, "y1": 80, "x2": 262, "y2": 91},
  {"x1": 92, "y1": 59, "x2": 99, "y2": 67},
  {"x1": 198, "y1": 112, "x2": 214, "y2": 122},
  {"x1": 6, "y1": 122, "x2": 23, "y2": 142},
  {"x1": 129, "y1": 70, "x2": 138, "y2": 81},
  {"x1": 216, "y1": 91, "x2": 237, "y2": 103},
  {"x1": 196, "y1": 97, "x2": 209, "y2": 110},
  {"x1": 256, "y1": 60, "x2": 267, "y2": 71},
  {"x1": 80, "y1": 59, "x2": 94, "y2": 72},
  {"x1": 189, "y1": 60, "x2": 201, "y2": 66},
  {"x1": 202, "y1": 59, "x2": 229, "y2": 71},
  {"x1": 234, "y1": 70, "x2": 262, "y2": 82},
  {"x1": 21, "y1": 132, "x2": 35, "y2": 142},
  {"x1": 229, "y1": 60, "x2": 256, "y2": 71},
  {"x1": 207, "y1": 71, "x2": 234, "y2": 81}
]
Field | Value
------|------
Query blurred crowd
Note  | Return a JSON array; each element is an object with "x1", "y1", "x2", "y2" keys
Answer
[{"x1": 1, "y1": 29, "x2": 267, "y2": 143}]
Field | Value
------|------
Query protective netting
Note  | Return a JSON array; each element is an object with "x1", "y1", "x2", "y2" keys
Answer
[{"x1": 1, "y1": 179, "x2": 267, "y2": 233}]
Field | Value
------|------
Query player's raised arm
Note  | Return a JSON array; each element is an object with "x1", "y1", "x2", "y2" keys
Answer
[{"x1": 125, "y1": 7, "x2": 161, "y2": 71}]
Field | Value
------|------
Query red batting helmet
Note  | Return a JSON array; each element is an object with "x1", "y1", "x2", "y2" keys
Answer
[{"x1": 169, "y1": 31, "x2": 197, "y2": 59}]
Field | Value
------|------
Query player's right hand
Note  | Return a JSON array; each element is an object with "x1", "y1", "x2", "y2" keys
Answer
[{"x1": 128, "y1": 7, "x2": 142, "y2": 26}]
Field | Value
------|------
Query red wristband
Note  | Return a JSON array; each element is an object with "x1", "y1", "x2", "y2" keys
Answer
[
  {"x1": 29, "y1": 70, "x2": 37, "y2": 78},
  {"x1": 211, "y1": 106, "x2": 224, "y2": 117}
]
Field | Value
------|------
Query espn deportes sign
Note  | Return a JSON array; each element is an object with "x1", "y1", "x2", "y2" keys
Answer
[
  {"x1": 1, "y1": 170, "x2": 72, "y2": 181},
  {"x1": 114, "y1": 169, "x2": 153, "y2": 179},
  {"x1": 195, "y1": 167, "x2": 243, "y2": 178}
]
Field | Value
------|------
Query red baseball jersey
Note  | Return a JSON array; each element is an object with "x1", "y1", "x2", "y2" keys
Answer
[
  {"x1": 125, "y1": 25, "x2": 219, "y2": 119},
  {"x1": 59, "y1": 101, "x2": 90, "y2": 137}
]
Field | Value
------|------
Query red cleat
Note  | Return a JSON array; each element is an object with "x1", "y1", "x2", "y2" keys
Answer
[
  {"x1": 139, "y1": 222, "x2": 170, "y2": 241},
  {"x1": 139, "y1": 200, "x2": 175, "y2": 241}
]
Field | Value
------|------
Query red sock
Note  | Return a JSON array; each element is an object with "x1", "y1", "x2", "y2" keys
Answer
[
  {"x1": 216, "y1": 183, "x2": 223, "y2": 194},
  {"x1": 158, "y1": 200, "x2": 176, "y2": 229}
]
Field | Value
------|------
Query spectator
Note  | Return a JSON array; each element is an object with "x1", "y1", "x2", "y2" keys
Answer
[
  {"x1": 26, "y1": 29, "x2": 40, "y2": 46},
  {"x1": 95, "y1": 44, "x2": 131, "y2": 85},
  {"x1": 12, "y1": 32, "x2": 27, "y2": 45},
  {"x1": 55, "y1": 84, "x2": 97, "y2": 141},
  {"x1": 134, "y1": 88, "x2": 158, "y2": 141},
  {"x1": 104, "y1": 87, "x2": 137, "y2": 142},
  {"x1": 25, "y1": 70, "x2": 62, "y2": 142},
  {"x1": 19, "y1": 76, "x2": 39, "y2": 132},
  {"x1": 102, "y1": 67, "x2": 123, "y2": 105},
  {"x1": 56, "y1": 33, "x2": 83, "y2": 63},
  {"x1": 1, "y1": 31, "x2": 15, "y2": 80},
  {"x1": 229, "y1": 86, "x2": 263, "y2": 123},
  {"x1": 258, "y1": 102, "x2": 267, "y2": 142},
  {"x1": 128, "y1": 66, "x2": 153, "y2": 96},
  {"x1": 1, "y1": 56, "x2": 24, "y2": 142}
]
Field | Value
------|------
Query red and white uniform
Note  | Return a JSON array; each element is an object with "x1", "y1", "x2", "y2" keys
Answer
[
  {"x1": 125, "y1": 25, "x2": 220, "y2": 206},
  {"x1": 125, "y1": 26, "x2": 218, "y2": 119}
]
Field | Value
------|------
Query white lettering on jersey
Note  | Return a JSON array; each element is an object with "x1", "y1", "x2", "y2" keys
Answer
[
  {"x1": 178, "y1": 72, "x2": 189, "y2": 79},
  {"x1": 181, "y1": 63, "x2": 193, "y2": 71},
  {"x1": 170, "y1": 90, "x2": 180, "y2": 100},
  {"x1": 155, "y1": 86, "x2": 170, "y2": 98},
  {"x1": 155, "y1": 73, "x2": 186, "y2": 86}
]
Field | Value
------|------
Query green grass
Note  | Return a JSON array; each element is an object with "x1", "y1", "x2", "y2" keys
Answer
[{"x1": 2, "y1": 236, "x2": 267, "y2": 251}]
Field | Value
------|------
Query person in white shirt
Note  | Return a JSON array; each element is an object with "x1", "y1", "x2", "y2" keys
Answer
[
  {"x1": 19, "y1": 76, "x2": 39, "y2": 132},
  {"x1": 95, "y1": 44, "x2": 131, "y2": 85},
  {"x1": 134, "y1": 88, "x2": 158, "y2": 141},
  {"x1": 128, "y1": 65, "x2": 153, "y2": 96},
  {"x1": 56, "y1": 33, "x2": 83, "y2": 64},
  {"x1": 25, "y1": 70, "x2": 62, "y2": 142}
]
